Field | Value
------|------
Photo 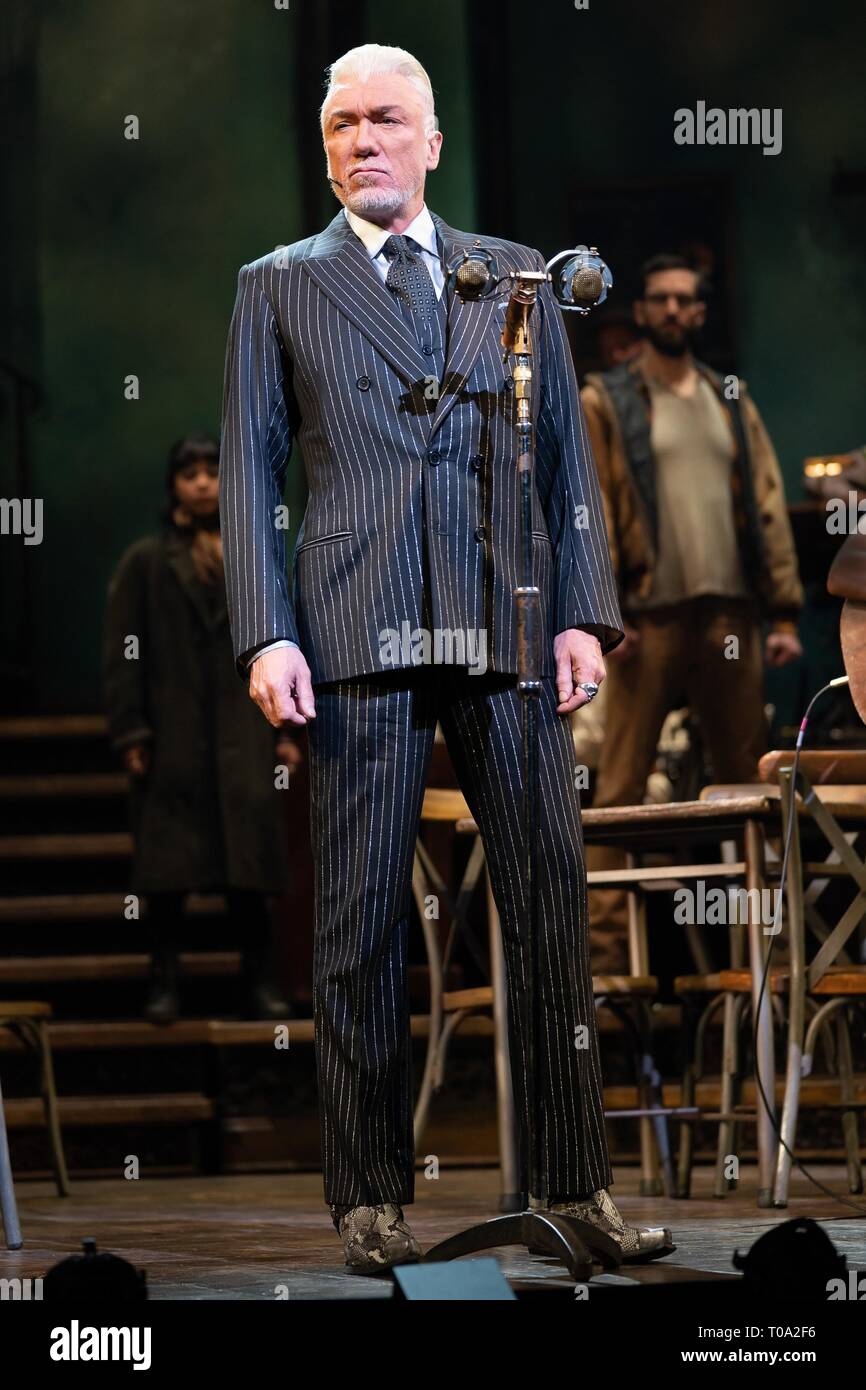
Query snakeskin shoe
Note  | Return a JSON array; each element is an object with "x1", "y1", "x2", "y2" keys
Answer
[
  {"x1": 548, "y1": 1188, "x2": 675, "y2": 1262},
  {"x1": 330, "y1": 1203, "x2": 422, "y2": 1273}
]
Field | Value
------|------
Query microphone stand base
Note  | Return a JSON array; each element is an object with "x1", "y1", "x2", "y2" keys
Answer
[{"x1": 422, "y1": 1210, "x2": 621, "y2": 1284}]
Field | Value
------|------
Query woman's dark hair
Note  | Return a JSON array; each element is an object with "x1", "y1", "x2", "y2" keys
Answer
[
  {"x1": 161, "y1": 432, "x2": 220, "y2": 524},
  {"x1": 166, "y1": 432, "x2": 219, "y2": 484}
]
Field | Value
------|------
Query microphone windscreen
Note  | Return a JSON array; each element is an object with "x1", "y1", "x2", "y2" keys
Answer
[
  {"x1": 455, "y1": 259, "x2": 490, "y2": 298},
  {"x1": 571, "y1": 266, "x2": 604, "y2": 305}
]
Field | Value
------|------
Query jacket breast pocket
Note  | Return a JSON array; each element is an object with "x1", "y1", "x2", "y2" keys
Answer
[{"x1": 295, "y1": 530, "x2": 354, "y2": 555}]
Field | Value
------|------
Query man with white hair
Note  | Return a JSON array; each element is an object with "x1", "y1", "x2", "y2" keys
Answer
[{"x1": 219, "y1": 43, "x2": 673, "y2": 1272}]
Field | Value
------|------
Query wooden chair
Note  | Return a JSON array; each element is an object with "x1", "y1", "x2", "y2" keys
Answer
[
  {"x1": 0, "y1": 1000, "x2": 70, "y2": 1249},
  {"x1": 583, "y1": 798, "x2": 782, "y2": 1203},
  {"x1": 688, "y1": 765, "x2": 866, "y2": 1206},
  {"x1": 762, "y1": 752, "x2": 866, "y2": 1206}
]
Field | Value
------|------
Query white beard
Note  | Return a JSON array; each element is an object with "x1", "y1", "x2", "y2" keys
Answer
[{"x1": 340, "y1": 171, "x2": 422, "y2": 220}]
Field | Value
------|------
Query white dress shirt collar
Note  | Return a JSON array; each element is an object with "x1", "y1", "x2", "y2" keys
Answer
[{"x1": 343, "y1": 202, "x2": 439, "y2": 261}]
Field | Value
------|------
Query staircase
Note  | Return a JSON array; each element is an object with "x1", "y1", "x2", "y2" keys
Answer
[{"x1": 0, "y1": 714, "x2": 299, "y2": 1179}]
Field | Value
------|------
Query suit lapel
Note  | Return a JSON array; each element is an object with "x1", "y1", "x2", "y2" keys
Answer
[
  {"x1": 430, "y1": 214, "x2": 502, "y2": 436},
  {"x1": 301, "y1": 210, "x2": 505, "y2": 432},
  {"x1": 301, "y1": 211, "x2": 432, "y2": 387}
]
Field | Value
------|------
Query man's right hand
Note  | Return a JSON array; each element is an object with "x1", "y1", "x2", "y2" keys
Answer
[{"x1": 249, "y1": 646, "x2": 316, "y2": 728}]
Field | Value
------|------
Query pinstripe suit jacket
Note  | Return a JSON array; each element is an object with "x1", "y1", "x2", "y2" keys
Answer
[{"x1": 219, "y1": 208, "x2": 623, "y2": 683}]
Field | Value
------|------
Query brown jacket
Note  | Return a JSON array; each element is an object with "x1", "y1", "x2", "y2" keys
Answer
[{"x1": 581, "y1": 354, "x2": 803, "y2": 627}]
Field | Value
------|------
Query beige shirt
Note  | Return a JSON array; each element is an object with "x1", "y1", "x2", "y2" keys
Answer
[{"x1": 629, "y1": 375, "x2": 750, "y2": 609}]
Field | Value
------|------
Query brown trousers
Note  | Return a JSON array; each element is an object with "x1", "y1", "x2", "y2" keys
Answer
[{"x1": 588, "y1": 596, "x2": 768, "y2": 970}]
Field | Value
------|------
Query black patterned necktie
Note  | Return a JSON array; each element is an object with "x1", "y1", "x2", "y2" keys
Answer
[{"x1": 382, "y1": 234, "x2": 437, "y2": 337}]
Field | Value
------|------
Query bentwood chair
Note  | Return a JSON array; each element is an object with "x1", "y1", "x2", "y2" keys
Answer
[
  {"x1": 767, "y1": 754, "x2": 866, "y2": 1205},
  {"x1": 0, "y1": 1000, "x2": 71, "y2": 1248}
]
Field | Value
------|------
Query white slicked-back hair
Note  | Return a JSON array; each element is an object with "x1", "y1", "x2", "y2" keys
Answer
[{"x1": 321, "y1": 43, "x2": 438, "y2": 136}]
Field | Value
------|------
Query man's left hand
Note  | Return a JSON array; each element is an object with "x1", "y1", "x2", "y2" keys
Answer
[{"x1": 554, "y1": 628, "x2": 606, "y2": 714}]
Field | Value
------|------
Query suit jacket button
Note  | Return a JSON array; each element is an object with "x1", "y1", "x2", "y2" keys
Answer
[
  {"x1": 356, "y1": 375, "x2": 370, "y2": 390},
  {"x1": 474, "y1": 525, "x2": 486, "y2": 541},
  {"x1": 471, "y1": 454, "x2": 483, "y2": 472},
  {"x1": 428, "y1": 450, "x2": 441, "y2": 465},
  {"x1": 421, "y1": 343, "x2": 433, "y2": 355},
  {"x1": 504, "y1": 376, "x2": 514, "y2": 392}
]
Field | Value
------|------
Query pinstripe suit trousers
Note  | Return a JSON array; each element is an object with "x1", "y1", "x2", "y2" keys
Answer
[{"x1": 308, "y1": 664, "x2": 613, "y2": 1208}]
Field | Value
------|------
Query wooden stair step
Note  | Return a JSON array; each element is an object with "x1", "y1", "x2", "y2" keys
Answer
[
  {"x1": 0, "y1": 1004, "x2": 688, "y2": 1053},
  {"x1": 604, "y1": 1077, "x2": 866, "y2": 1109},
  {"x1": 0, "y1": 1020, "x2": 214, "y2": 1050},
  {"x1": 0, "y1": 715, "x2": 108, "y2": 740},
  {"x1": 0, "y1": 1001, "x2": 52, "y2": 1019},
  {"x1": 0, "y1": 773, "x2": 127, "y2": 799},
  {"x1": 7, "y1": 1081, "x2": 860, "y2": 1131},
  {"x1": 0, "y1": 951, "x2": 241, "y2": 984},
  {"x1": 0, "y1": 832, "x2": 132, "y2": 860},
  {"x1": 206, "y1": 1020, "x2": 299, "y2": 1046},
  {"x1": 0, "y1": 1018, "x2": 309, "y2": 1053},
  {"x1": 0, "y1": 1015, "x2": 489, "y2": 1053},
  {"x1": 0, "y1": 892, "x2": 227, "y2": 923},
  {"x1": 4, "y1": 1093, "x2": 213, "y2": 1128}
]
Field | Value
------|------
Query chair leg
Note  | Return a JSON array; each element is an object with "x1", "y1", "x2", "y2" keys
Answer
[
  {"x1": 772, "y1": 772, "x2": 806, "y2": 1209},
  {"x1": 714, "y1": 991, "x2": 740, "y2": 1197},
  {"x1": 677, "y1": 993, "x2": 726, "y2": 1198},
  {"x1": 0, "y1": 1069, "x2": 23, "y2": 1249},
  {"x1": 835, "y1": 1007, "x2": 864, "y2": 1196},
  {"x1": 728, "y1": 996, "x2": 751, "y2": 1193},
  {"x1": 597, "y1": 998, "x2": 662, "y2": 1195},
  {"x1": 676, "y1": 997, "x2": 698, "y2": 1198},
  {"x1": 633, "y1": 1002, "x2": 675, "y2": 1198},
  {"x1": 771, "y1": 1031, "x2": 803, "y2": 1210},
  {"x1": 633, "y1": 1008, "x2": 663, "y2": 1198},
  {"x1": 35, "y1": 1021, "x2": 70, "y2": 1197}
]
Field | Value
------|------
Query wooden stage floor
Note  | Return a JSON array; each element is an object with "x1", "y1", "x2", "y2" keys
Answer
[{"x1": 4, "y1": 1164, "x2": 866, "y2": 1300}]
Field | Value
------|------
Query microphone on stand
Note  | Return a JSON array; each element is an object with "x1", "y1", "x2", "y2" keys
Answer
[
  {"x1": 547, "y1": 244, "x2": 612, "y2": 314},
  {"x1": 445, "y1": 246, "x2": 500, "y2": 300},
  {"x1": 498, "y1": 243, "x2": 611, "y2": 356},
  {"x1": 570, "y1": 262, "x2": 604, "y2": 307}
]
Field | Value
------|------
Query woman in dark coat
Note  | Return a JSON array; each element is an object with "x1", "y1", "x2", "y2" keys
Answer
[{"x1": 102, "y1": 433, "x2": 295, "y2": 1022}]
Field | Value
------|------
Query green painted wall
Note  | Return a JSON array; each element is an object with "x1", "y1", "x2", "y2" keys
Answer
[
  {"x1": 499, "y1": 0, "x2": 866, "y2": 472},
  {"x1": 32, "y1": 2, "x2": 301, "y2": 706},
  {"x1": 20, "y1": 0, "x2": 866, "y2": 709}
]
